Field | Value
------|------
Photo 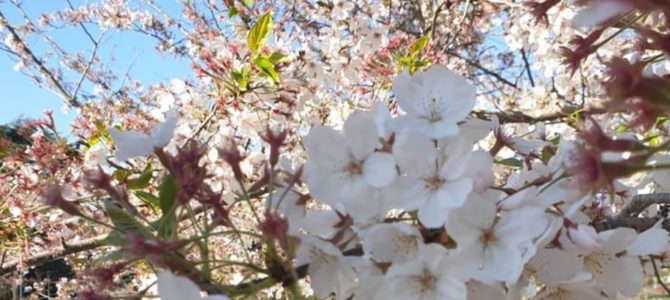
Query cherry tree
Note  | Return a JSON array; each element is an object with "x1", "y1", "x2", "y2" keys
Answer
[{"x1": 2, "y1": 0, "x2": 670, "y2": 299}]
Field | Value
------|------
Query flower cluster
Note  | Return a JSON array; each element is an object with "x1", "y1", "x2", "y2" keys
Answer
[
  {"x1": 4, "y1": 0, "x2": 670, "y2": 299},
  {"x1": 294, "y1": 65, "x2": 669, "y2": 299}
]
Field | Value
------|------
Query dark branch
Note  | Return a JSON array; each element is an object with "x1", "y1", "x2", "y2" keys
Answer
[
  {"x1": 471, "y1": 106, "x2": 608, "y2": 124},
  {"x1": 0, "y1": 235, "x2": 107, "y2": 275}
]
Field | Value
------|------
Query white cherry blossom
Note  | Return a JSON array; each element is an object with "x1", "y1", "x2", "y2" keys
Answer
[
  {"x1": 383, "y1": 133, "x2": 473, "y2": 228},
  {"x1": 109, "y1": 108, "x2": 179, "y2": 162},
  {"x1": 303, "y1": 111, "x2": 396, "y2": 221},
  {"x1": 391, "y1": 65, "x2": 476, "y2": 139}
]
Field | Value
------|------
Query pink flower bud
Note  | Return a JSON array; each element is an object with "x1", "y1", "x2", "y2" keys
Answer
[
  {"x1": 218, "y1": 144, "x2": 246, "y2": 181},
  {"x1": 261, "y1": 126, "x2": 288, "y2": 167}
]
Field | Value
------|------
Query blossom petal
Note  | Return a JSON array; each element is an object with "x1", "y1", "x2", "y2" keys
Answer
[
  {"x1": 149, "y1": 108, "x2": 179, "y2": 147},
  {"x1": 573, "y1": 0, "x2": 632, "y2": 29},
  {"x1": 626, "y1": 227, "x2": 670, "y2": 256},
  {"x1": 157, "y1": 271, "x2": 203, "y2": 300},
  {"x1": 393, "y1": 134, "x2": 436, "y2": 177},
  {"x1": 109, "y1": 129, "x2": 154, "y2": 162},
  {"x1": 433, "y1": 177, "x2": 473, "y2": 209},
  {"x1": 344, "y1": 111, "x2": 379, "y2": 161},
  {"x1": 418, "y1": 198, "x2": 450, "y2": 228},
  {"x1": 362, "y1": 152, "x2": 397, "y2": 187}
]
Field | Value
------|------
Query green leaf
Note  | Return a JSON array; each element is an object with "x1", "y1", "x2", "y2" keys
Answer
[
  {"x1": 104, "y1": 201, "x2": 151, "y2": 236},
  {"x1": 134, "y1": 191, "x2": 160, "y2": 211},
  {"x1": 397, "y1": 56, "x2": 413, "y2": 67},
  {"x1": 127, "y1": 163, "x2": 153, "y2": 190},
  {"x1": 86, "y1": 120, "x2": 112, "y2": 149},
  {"x1": 158, "y1": 175, "x2": 178, "y2": 215},
  {"x1": 496, "y1": 157, "x2": 522, "y2": 168},
  {"x1": 231, "y1": 67, "x2": 249, "y2": 91},
  {"x1": 253, "y1": 56, "x2": 280, "y2": 84},
  {"x1": 247, "y1": 13, "x2": 273, "y2": 53},
  {"x1": 113, "y1": 169, "x2": 131, "y2": 181},
  {"x1": 102, "y1": 231, "x2": 125, "y2": 246},
  {"x1": 228, "y1": 6, "x2": 239, "y2": 17},
  {"x1": 94, "y1": 248, "x2": 125, "y2": 263},
  {"x1": 268, "y1": 51, "x2": 285, "y2": 64},
  {"x1": 409, "y1": 35, "x2": 429, "y2": 58},
  {"x1": 157, "y1": 175, "x2": 178, "y2": 238}
]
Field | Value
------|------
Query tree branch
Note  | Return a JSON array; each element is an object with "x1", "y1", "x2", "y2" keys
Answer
[
  {"x1": 618, "y1": 193, "x2": 670, "y2": 218},
  {"x1": 444, "y1": 49, "x2": 517, "y2": 88},
  {"x1": 521, "y1": 48, "x2": 535, "y2": 87},
  {"x1": 0, "y1": 10, "x2": 80, "y2": 108},
  {"x1": 594, "y1": 193, "x2": 670, "y2": 232},
  {"x1": 0, "y1": 235, "x2": 107, "y2": 275},
  {"x1": 471, "y1": 106, "x2": 608, "y2": 124}
]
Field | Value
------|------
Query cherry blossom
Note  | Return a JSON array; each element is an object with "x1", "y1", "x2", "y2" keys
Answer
[{"x1": 390, "y1": 65, "x2": 476, "y2": 139}]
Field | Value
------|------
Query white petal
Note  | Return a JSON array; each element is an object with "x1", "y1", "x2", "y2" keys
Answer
[
  {"x1": 600, "y1": 256, "x2": 644, "y2": 297},
  {"x1": 157, "y1": 271, "x2": 202, "y2": 300},
  {"x1": 371, "y1": 102, "x2": 392, "y2": 139},
  {"x1": 109, "y1": 128, "x2": 154, "y2": 162},
  {"x1": 424, "y1": 65, "x2": 476, "y2": 122},
  {"x1": 421, "y1": 118, "x2": 460, "y2": 139},
  {"x1": 573, "y1": 0, "x2": 633, "y2": 29},
  {"x1": 433, "y1": 177, "x2": 473, "y2": 209},
  {"x1": 440, "y1": 138, "x2": 473, "y2": 180},
  {"x1": 436, "y1": 275, "x2": 467, "y2": 299},
  {"x1": 568, "y1": 224, "x2": 603, "y2": 252},
  {"x1": 382, "y1": 176, "x2": 428, "y2": 210},
  {"x1": 626, "y1": 227, "x2": 670, "y2": 256},
  {"x1": 303, "y1": 126, "x2": 347, "y2": 162},
  {"x1": 459, "y1": 118, "x2": 496, "y2": 143},
  {"x1": 363, "y1": 223, "x2": 421, "y2": 263},
  {"x1": 393, "y1": 134, "x2": 436, "y2": 177},
  {"x1": 203, "y1": 296, "x2": 230, "y2": 300},
  {"x1": 599, "y1": 227, "x2": 637, "y2": 254},
  {"x1": 391, "y1": 71, "x2": 423, "y2": 115},
  {"x1": 362, "y1": 152, "x2": 397, "y2": 187},
  {"x1": 344, "y1": 111, "x2": 379, "y2": 161},
  {"x1": 418, "y1": 198, "x2": 450, "y2": 228},
  {"x1": 528, "y1": 248, "x2": 583, "y2": 284},
  {"x1": 149, "y1": 108, "x2": 179, "y2": 147}
]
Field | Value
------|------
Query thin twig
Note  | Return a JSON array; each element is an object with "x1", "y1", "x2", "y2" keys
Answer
[
  {"x1": 0, "y1": 10, "x2": 79, "y2": 108},
  {"x1": 520, "y1": 48, "x2": 535, "y2": 87},
  {"x1": 651, "y1": 256, "x2": 670, "y2": 295},
  {"x1": 444, "y1": 49, "x2": 517, "y2": 88}
]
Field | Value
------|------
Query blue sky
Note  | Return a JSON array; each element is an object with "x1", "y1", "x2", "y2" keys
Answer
[{"x1": 0, "y1": 1, "x2": 191, "y2": 135}]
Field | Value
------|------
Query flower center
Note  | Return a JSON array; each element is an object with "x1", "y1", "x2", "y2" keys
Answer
[
  {"x1": 479, "y1": 228, "x2": 497, "y2": 246},
  {"x1": 413, "y1": 268, "x2": 437, "y2": 293},
  {"x1": 426, "y1": 97, "x2": 442, "y2": 123},
  {"x1": 424, "y1": 175, "x2": 445, "y2": 192},
  {"x1": 584, "y1": 251, "x2": 612, "y2": 275},
  {"x1": 343, "y1": 159, "x2": 363, "y2": 176},
  {"x1": 392, "y1": 235, "x2": 418, "y2": 256}
]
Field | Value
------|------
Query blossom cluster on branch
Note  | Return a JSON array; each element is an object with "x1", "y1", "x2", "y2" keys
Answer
[{"x1": 3, "y1": 0, "x2": 670, "y2": 299}]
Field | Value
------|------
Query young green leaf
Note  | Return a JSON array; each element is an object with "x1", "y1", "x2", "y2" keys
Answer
[
  {"x1": 247, "y1": 13, "x2": 273, "y2": 53},
  {"x1": 253, "y1": 55, "x2": 280, "y2": 84},
  {"x1": 408, "y1": 35, "x2": 430, "y2": 58},
  {"x1": 157, "y1": 175, "x2": 178, "y2": 238},
  {"x1": 127, "y1": 163, "x2": 153, "y2": 190}
]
